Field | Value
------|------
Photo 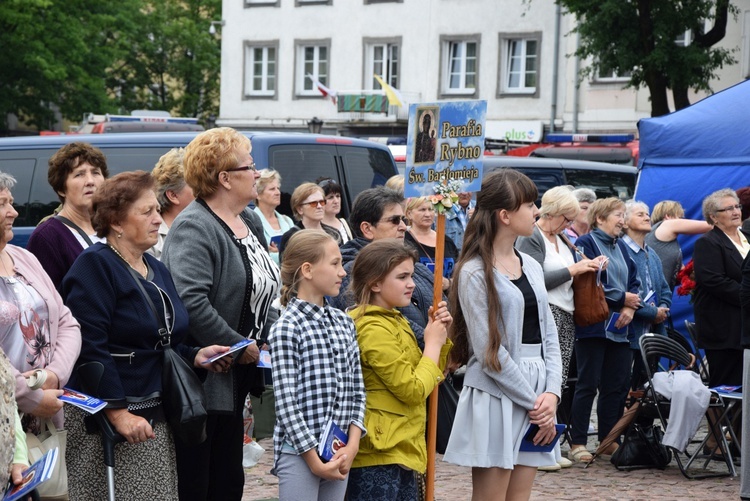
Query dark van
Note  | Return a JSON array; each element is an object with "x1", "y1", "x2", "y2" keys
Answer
[
  {"x1": 482, "y1": 156, "x2": 637, "y2": 202},
  {"x1": 0, "y1": 132, "x2": 398, "y2": 247}
]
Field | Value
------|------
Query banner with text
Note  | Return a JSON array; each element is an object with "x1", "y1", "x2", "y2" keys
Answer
[{"x1": 404, "y1": 100, "x2": 486, "y2": 198}]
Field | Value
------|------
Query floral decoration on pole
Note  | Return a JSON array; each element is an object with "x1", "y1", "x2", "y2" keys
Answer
[{"x1": 429, "y1": 179, "x2": 462, "y2": 214}]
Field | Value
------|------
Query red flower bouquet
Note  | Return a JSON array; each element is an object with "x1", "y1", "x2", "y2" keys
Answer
[{"x1": 676, "y1": 259, "x2": 696, "y2": 301}]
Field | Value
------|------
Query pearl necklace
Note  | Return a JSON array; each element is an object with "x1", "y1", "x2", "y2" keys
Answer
[{"x1": 108, "y1": 244, "x2": 147, "y2": 277}]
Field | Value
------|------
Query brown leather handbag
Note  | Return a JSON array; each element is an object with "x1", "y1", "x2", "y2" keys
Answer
[
  {"x1": 572, "y1": 270, "x2": 609, "y2": 326},
  {"x1": 559, "y1": 233, "x2": 609, "y2": 326}
]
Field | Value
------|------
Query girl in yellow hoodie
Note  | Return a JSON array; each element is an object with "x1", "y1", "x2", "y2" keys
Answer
[{"x1": 347, "y1": 239, "x2": 452, "y2": 500}]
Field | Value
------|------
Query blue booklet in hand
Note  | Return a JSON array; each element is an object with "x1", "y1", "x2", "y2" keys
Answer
[
  {"x1": 317, "y1": 420, "x2": 348, "y2": 462},
  {"x1": 519, "y1": 424, "x2": 566, "y2": 453},
  {"x1": 3, "y1": 447, "x2": 58, "y2": 501},
  {"x1": 606, "y1": 313, "x2": 627, "y2": 334}
]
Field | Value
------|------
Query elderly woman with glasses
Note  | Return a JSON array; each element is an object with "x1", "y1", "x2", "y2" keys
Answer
[
  {"x1": 516, "y1": 186, "x2": 603, "y2": 384},
  {"x1": 694, "y1": 189, "x2": 749, "y2": 389},
  {"x1": 278, "y1": 182, "x2": 341, "y2": 262},
  {"x1": 566, "y1": 198, "x2": 640, "y2": 464},
  {"x1": 162, "y1": 127, "x2": 281, "y2": 500}
]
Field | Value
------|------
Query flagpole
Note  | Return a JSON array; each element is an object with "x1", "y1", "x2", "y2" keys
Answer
[{"x1": 425, "y1": 211, "x2": 445, "y2": 501}]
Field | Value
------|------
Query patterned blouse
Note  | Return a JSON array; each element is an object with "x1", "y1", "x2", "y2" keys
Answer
[
  {"x1": 269, "y1": 297, "x2": 366, "y2": 470},
  {"x1": 0, "y1": 275, "x2": 51, "y2": 373}
]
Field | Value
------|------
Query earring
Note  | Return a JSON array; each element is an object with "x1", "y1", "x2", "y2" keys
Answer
[{"x1": 117, "y1": 232, "x2": 122, "y2": 239}]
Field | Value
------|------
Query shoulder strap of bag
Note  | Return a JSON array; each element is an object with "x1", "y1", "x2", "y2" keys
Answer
[
  {"x1": 558, "y1": 232, "x2": 584, "y2": 262},
  {"x1": 110, "y1": 250, "x2": 171, "y2": 347},
  {"x1": 55, "y1": 215, "x2": 94, "y2": 247}
]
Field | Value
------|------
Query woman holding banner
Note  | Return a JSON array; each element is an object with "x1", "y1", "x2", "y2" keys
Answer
[{"x1": 443, "y1": 169, "x2": 562, "y2": 500}]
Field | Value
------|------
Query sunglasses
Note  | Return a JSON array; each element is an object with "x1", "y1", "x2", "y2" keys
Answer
[
  {"x1": 379, "y1": 215, "x2": 409, "y2": 226},
  {"x1": 302, "y1": 199, "x2": 327, "y2": 208},
  {"x1": 225, "y1": 162, "x2": 257, "y2": 173}
]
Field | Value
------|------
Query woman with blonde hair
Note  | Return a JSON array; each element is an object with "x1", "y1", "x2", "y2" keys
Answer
[
  {"x1": 516, "y1": 186, "x2": 602, "y2": 385},
  {"x1": 150, "y1": 147, "x2": 194, "y2": 259},
  {"x1": 404, "y1": 196, "x2": 458, "y2": 284},
  {"x1": 279, "y1": 182, "x2": 340, "y2": 261},
  {"x1": 162, "y1": 127, "x2": 280, "y2": 500},
  {"x1": 253, "y1": 169, "x2": 294, "y2": 265},
  {"x1": 645, "y1": 200, "x2": 711, "y2": 290}
]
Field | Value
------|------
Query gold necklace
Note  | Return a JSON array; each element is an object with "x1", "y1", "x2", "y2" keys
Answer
[{"x1": 108, "y1": 244, "x2": 147, "y2": 277}]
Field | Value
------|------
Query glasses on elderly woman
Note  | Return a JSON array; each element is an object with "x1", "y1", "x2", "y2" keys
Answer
[
  {"x1": 225, "y1": 162, "x2": 257, "y2": 173},
  {"x1": 302, "y1": 199, "x2": 327, "y2": 208},
  {"x1": 715, "y1": 204, "x2": 742, "y2": 213}
]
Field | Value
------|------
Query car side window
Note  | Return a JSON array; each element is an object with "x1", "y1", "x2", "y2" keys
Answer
[
  {"x1": 0, "y1": 157, "x2": 36, "y2": 226},
  {"x1": 564, "y1": 169, "x2": 635, "y2": 200},
  {"x1": 337, "y1": 146, "x2": 394, "y2": 217},
  {"x1": 268, "y1": 145, "x2": 339, "y2": 217}
]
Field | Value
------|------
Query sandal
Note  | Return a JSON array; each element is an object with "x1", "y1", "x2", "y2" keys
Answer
[
  {"x1": 598, "y1": 443, "x2": 619, "y2": 459},
  {"x1": 568, "y1": 446, "x2": 593, "y2": 463}
]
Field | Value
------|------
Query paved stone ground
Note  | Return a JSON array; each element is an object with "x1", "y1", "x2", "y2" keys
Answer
[{"x1": 242, "y1": 430, "x2": 741, "y2": 500}]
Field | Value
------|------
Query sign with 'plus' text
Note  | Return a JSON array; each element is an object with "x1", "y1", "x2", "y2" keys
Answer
[{"x1": 405, "y1": 100, "x2": 486, "y2": 198}]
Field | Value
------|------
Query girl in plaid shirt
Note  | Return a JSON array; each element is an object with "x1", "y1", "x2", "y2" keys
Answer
[
  {"x1": 346, "y1": 239, "x2": 452, "y2": 501},
  {"x1": 269, "y1": 230, "x2": 366, "y2": 500}
]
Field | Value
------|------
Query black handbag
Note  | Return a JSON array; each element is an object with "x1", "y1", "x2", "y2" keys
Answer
[
  {"x1": 124, "y1": 262, "x2": 208, "y2": 445},
  {"x1": 436, "y1": 375, "x2": 459, "y2": 455},
  {"x1": 611, "y1": 420, "x2": 672, "y2": 470}
]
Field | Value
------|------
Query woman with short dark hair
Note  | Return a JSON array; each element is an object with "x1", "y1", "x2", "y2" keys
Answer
[
  {"x1": 317, "y1": 178, "x2": 353, "y2": 244},
  {"x1": 27, "y1": 142, "x2": 109, "y2": 288},
  {"x1": 62, "y1": 171, "x2": 232, "y2": 500},
  {"x1": 567, "y1": 197, "x2": 641, "y2": 463}
]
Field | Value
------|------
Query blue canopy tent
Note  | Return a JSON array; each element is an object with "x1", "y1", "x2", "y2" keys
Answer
[{"x1": 635, "y1": 79, "x2": 750, "y2": 343}]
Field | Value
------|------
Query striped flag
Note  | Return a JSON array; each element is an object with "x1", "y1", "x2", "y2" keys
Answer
[
  {"x1": 374, "y1": 74, "x2": 405, "y2": 108},
  {"x1": 306, "y1": 73, "x2": 337, "y2": 104}
]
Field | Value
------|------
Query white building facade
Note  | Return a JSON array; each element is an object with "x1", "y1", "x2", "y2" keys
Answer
[{"x1": 218, "y1": 0, "x2": 750, "y2": 142}]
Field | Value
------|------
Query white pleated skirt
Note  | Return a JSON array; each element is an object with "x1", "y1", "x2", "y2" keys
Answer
[{"x1": 443, "y1": 344, "x2": 557, "y2": 469}]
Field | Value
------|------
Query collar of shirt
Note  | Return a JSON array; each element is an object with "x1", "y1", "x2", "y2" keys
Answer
[{"x1": 621, "y1": 234, "x2": 645, "y2": 254}]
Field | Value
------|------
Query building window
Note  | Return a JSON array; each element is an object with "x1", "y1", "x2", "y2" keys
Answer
[
  {"x1": 244, "y1": 42, "x2": 277, "y2": 98},
  {"x1": 503, "y1": 37, "x2": 538, "y2": 94},
  {"x1": 295, "y1": 40, "x2": 331, "y2": 97},
  {"x1": 364, "y1": 0, "x2": 402, "y2": 3},
  {"x1": 440, "y1": 35, "x2": 479, "y2": 97},
  {"x1": 596, "y1": 64, "x2": 633, "y2": 82},
  {"x1": 364, "y1": 38, "x2": 400, "y2": 90},
  {"x1": 244, "y1": 0, "x2": 279, "y2": 6},
  {"x1": 296, "y1": 0, "x2": 331, "y2": 5}
]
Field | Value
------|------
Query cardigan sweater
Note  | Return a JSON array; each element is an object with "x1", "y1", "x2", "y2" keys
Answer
[
  {"x1": 27, "y1": 217, "x2": 85, "y2": 290},
  {"x1": 574, "y1": 229, "x2": 640, "y2": 341},
  {"x1": 162, "y1": 200, "x2": 276, "y2": 413},
  {"x1": 459, "y1": 253, "x2": 562, "y2": 411},
  {"x1": 5, "y1": 245, "x2": 81, "y2": 428},
  {"x1": 62, "y1": 244, "x2": 195, "y2": 406},
  {"x1": 349, "y1": 305, "x2": 450, "y2": 473},
  {"x1": 515, "y1": 225, "x2": 576, "y2": 290}
]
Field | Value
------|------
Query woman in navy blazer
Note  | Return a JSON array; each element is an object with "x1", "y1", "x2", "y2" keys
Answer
[{"x1": 693, "y1": 188, "x2": 750, "y2": 388}]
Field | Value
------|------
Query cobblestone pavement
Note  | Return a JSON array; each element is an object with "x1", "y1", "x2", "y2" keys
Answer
[{"x1": 242, "y1": 435, "x2": 741, "y2": 500}]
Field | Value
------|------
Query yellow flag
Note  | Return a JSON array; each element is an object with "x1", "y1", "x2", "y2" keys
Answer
[{"x1": 374, "y1": 74, "x2": 404, "y2": 108}]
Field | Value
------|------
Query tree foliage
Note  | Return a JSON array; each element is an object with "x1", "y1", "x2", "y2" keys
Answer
[
  {"x1": 0, "y1": 0, "x2": 221, "y2": 132},
  {"x1": 559, "y1": 0, "x2": 737, "y2": 116}
]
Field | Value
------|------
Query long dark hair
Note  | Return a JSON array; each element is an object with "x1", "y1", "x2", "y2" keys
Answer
[{"x1": 449, "y1": 169, "x2": 538, "y2": 372}]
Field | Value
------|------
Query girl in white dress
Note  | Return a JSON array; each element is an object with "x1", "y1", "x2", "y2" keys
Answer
[{"x1": 443, "y1": 170, "x2": 563, "y2": 501}]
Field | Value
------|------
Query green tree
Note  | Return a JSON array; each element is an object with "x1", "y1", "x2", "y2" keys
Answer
[
  {"x1": 107, "y1": 0, "x2": 221, "y2": 121},
  {"x1": 559, "y1": 0, "x2": 737, "y2": 116},
  {"x1": 0, "y1": 0, "x2": 220, "y2": 132}
]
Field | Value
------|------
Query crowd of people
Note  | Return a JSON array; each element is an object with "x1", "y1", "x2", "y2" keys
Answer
[{"x1": 0, "y1": 125, "x2": 747, "y2": 501}]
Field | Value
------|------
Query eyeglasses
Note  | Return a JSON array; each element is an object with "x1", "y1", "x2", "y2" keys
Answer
[
  {"x1": 563, "y1": 215, "x2": 575, "y2": 225},
  {"x1": 302, "y1": 199, "x2": 327, "y2": 208},
  {"x1": 225, "y1": 162, "x2": 257, "y2": 173},
  {"x1": 378, "y1": 215, "x2": 409, "y2": 226},
  {"x1": 715, "y1": 204, "x2": 742, "y2": 213}
]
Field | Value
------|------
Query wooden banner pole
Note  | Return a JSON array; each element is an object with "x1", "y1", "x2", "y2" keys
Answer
[{"x1": 425, "y1": 211, "x2": 446, "y2": 501}]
